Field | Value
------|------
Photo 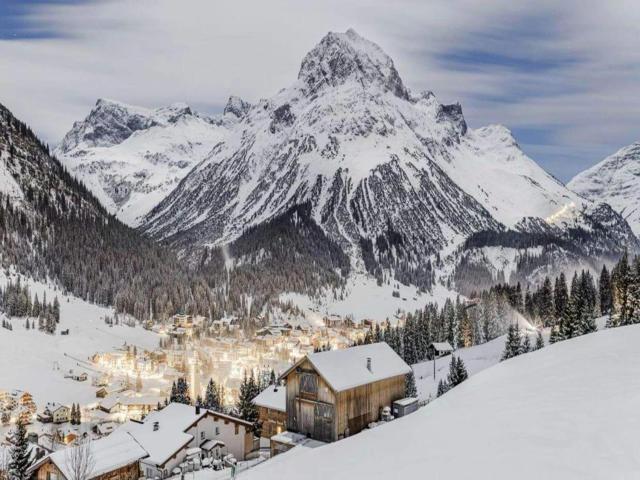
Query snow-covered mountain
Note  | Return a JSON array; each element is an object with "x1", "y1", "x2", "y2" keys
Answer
[
  {"x1": 138, "y1": 30, "x2": 632, "y2": 281},
  {"x1": 568, "y1": 142, "x2": 640, "y2": 236},
  {"x1": 55, "y1": 98, "x2": 239, "y2": 225}
]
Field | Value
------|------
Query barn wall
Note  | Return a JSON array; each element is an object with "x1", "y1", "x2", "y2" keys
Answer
[
  {"x1": 285, "y1": 359, "x2": 335, "y2": 439},
  {"x1": 334, "y1": 375, "x2": 406, "y2": 439}
]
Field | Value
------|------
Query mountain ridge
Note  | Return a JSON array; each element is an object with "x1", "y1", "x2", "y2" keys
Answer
[{"x1": 568, "y1": 141, "x2": 640, "y2": 236}]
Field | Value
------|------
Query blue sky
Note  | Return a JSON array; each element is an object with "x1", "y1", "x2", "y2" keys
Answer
[{"x1": 0, "y1": 0, "x2": 638, "y2": 182}]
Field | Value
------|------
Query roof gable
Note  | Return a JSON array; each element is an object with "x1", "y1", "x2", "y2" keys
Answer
[{"x1": 284, "y1": 343, "x2": 411, "y2": 392}]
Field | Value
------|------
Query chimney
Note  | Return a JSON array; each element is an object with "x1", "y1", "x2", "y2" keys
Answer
[
  {"x1": 195, "y1": 404, "x2": 201, "y2": 415},
  {"x1": 366, "y1": 357, "x2": 372, "y2": 373}
]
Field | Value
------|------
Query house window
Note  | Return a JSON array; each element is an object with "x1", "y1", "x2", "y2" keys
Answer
[
  {"x1": 215, "y1": 427, "x2": 220, "y2": 436},
  {"x1": 200, "y1": 431, "x2": 205, "y2": 441},
  {"x1": 300, "y1": 373, "x2": 318, "y2": 395}
]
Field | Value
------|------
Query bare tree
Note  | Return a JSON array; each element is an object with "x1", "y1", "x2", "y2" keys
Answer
[{"x1": 64, "y1": 438, "x2": 95, "y2": 480}]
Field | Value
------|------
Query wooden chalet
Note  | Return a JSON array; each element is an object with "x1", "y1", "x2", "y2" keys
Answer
[{"x1": 279, "y1": 342, "x2": 410, "y2": 443}]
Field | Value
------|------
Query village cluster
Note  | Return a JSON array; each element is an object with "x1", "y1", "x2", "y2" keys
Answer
[{"x1": 1, "y1": 313, "x2": 432, "y2": 480}]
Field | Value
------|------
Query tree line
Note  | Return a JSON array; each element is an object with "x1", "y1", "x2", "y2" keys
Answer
[{"x1": 0, "y1": 279, "x2": 60, "y2": 333}]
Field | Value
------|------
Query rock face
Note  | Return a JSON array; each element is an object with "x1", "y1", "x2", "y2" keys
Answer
[
  {"x1": 55, "y1": 99, "x2": 236, "y2": 226},
  {"x1": 569, "y1": 142, "x2": 640, "y2": 236}
]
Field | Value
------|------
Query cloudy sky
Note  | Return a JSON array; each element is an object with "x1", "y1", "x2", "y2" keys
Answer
[{"x1": 1, "y1": 0, "x2": 638, "y2": 181}]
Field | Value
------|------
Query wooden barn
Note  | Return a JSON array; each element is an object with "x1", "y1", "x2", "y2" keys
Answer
[{"x1": 280, "y1": 342, "x2": 410, "y2": 443}]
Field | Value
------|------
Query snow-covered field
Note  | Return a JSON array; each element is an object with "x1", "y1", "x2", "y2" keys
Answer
[
  {"x1": 0, "y1": 273, "x2": 159, "y2": 408},
  {"x1": 248, "y1": 322, "x2": 640, "y2": 479},
  {"x1": 280, "y1": 274, "x2": 456, "y2": 323}
]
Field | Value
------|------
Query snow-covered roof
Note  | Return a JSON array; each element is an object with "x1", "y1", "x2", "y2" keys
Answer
[
  {"x1": 252, "y1": 385, "x2": 286, "y2": 412},
  {"x1": 430, "y1": 342, "x2": 453, "y2": 352},
  {"x1": 36, "y1": 431, "x2": 147, "y2": 480},
  {"x1": 136, "y1": 402, "x2": 206, "y2": 432},
  {"x1": 286, "y1": 343, "x2": 411, "y2": 392},
  {"x1": 393, "y1": 397, "x2": 418, "y2": 407}
]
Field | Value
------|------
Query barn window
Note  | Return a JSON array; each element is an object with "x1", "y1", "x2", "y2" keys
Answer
[{"x1": 300, "y1": 373, "x2": 318, "y2": 395}]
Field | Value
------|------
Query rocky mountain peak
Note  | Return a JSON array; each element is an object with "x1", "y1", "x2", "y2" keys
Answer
[
  {"x1": 297, "y1": 28, "x2": 409, "y2": 100},
  {"x1": 59, "y1": 98, "x2": 156, "y2": 153},
  {"x1": 224, "y1": 96, "x2": 251, "y2": 118}
]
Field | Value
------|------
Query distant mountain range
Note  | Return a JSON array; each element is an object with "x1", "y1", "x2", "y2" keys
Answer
[{"x1": 23, "y1": 29, "x2": 640, "y2": 295}]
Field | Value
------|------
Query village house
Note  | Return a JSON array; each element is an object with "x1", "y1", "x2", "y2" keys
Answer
[
  {"x1": 31, "y1": 403, "x2": 255, "y2": 480},
  {"x1": 252, "y1": 384, "x2": 286, "y2": 446},
  {"x1": 117, "y1": 403, "x2": 254, "y2": 479},
  {"x1": 30, "y1": 430, "x2": 147, "y2": 480},
  {"x1": 278, "y1": 342, "x2": 410, "y2": 444},
  {"x1": 38, "y1": 402, "x2": 71, "y2": 424}
]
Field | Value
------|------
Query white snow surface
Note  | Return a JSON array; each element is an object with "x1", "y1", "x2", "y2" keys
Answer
[
  {"x1": 569, "y1": 141, "x2": 640, "y2": 235},
  {"x1": 299, "y1": 342, "x2": 410, "y2": 392},
  {"x1": 248, "y1": 323, "x2": 640, "y2": 479},
  {"x1": 447, "y1": 124, "x2": 584, "y2": 226},
  {"x1": 0, "y1": 272, "x2": 159, "y2": 408},
  {"x1": 280, "y1": 274, "x2": 455, "y2": 323}
]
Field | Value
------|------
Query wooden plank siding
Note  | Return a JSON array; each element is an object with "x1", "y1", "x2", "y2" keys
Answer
[
  {"x1": 334, "y1": 375, "x2": 405, "y2": 440},
  {"x1": 284, "y1": 358, "x2": 406, "y2": 442},
  {"x1": 285, "y1": 358, "x2": 336, "y2": 440}
]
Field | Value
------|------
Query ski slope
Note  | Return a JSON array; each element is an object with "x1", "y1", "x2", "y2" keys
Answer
[
  {"x1": 0, "y1": 272, "x2": 159, "y2": 408},
  {"x1": 248, "y1": 322, "x2": 637, "y2": 479}
]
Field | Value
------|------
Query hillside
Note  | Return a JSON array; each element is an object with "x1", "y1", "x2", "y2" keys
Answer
[
  {"x1": 0, "y1": 101, "x2": 222, "y2": 320},
  {"x1": 569, "y1": 142, "x2": 640, "y2": 236},
  {"x1": 248, "y1": 323, "x2": 640, "y2": 479}
]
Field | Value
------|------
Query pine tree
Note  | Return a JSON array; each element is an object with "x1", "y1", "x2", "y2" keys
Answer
[
  {"x1": 405, "y1": 371, "x2": 417, "y2": 398},
  {"x1": 554, "y1": 273, "x2": 569, "y2": 323},
  {"x1": 446, "y1": 355, "x2": 468, "y2": 387},
  {"x1": 599, "y1": 265, "x2": 613, "y2": 316},
  {"x1": 521, "y1": 334, "x2": 531, "y2": 354},
  {"x1": 236, "y1": 372, "x2": 259, "y2": 431},
  {"x1": 539, "y1": 277, "x2": 554, "y2": 327},
  {"x1": 170, "y1": 378, "x2": 191, "y2": 405},
  {"x1": 534, "y1": 330, "x2": 544, "y2": 350},
  {"x1": 9, "y1": 420, "x2": 31, "y2": 480},
  {"x1": 501, "y1": 323, "x2": 522, "y2": 361},
  {"x1": 204, "y1": 379, "x2": 222, "y2": 411},
  {"x1": 437, "y1": 378, "x2": 450, "y2": 397}
]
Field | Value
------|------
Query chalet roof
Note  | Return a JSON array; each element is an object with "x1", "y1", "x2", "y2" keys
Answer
[
  {"x1": 283, "y1": 343, "x2": 411, "y2": 392},
  {"x1": 252, "y1": 385, "x2": 286, "y2": 412},
  {"x1": 32, "y1": 431, "x2": 147, "y2": 480},
  {"x1": 430, "y1": 342, "x2": 453, "y2": 352}
]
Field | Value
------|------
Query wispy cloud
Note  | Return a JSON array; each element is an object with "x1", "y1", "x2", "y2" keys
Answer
[{"x1": 0, "y1": 0, "x2": 638, "y2": 181}]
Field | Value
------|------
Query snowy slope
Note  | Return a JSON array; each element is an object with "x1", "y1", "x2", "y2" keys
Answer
[
  {"x1": 248, "y1": 323, "x2": 640, "y2": 480},
  {"x1": 280, "y1": 274, "x2": 455, "y2": 323},
  {"x1": 0, "y1": 272, "x2": 159, "y2": 408},
  {"x1": 55, "y1": 99, "x2": 235, "y2": 225},
  {"x1": 568, "y1": 142, "x2": 640, "y2": 235},
  {"x1": 141, "y1": 29, "x2": 606, "y2": 264}
]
